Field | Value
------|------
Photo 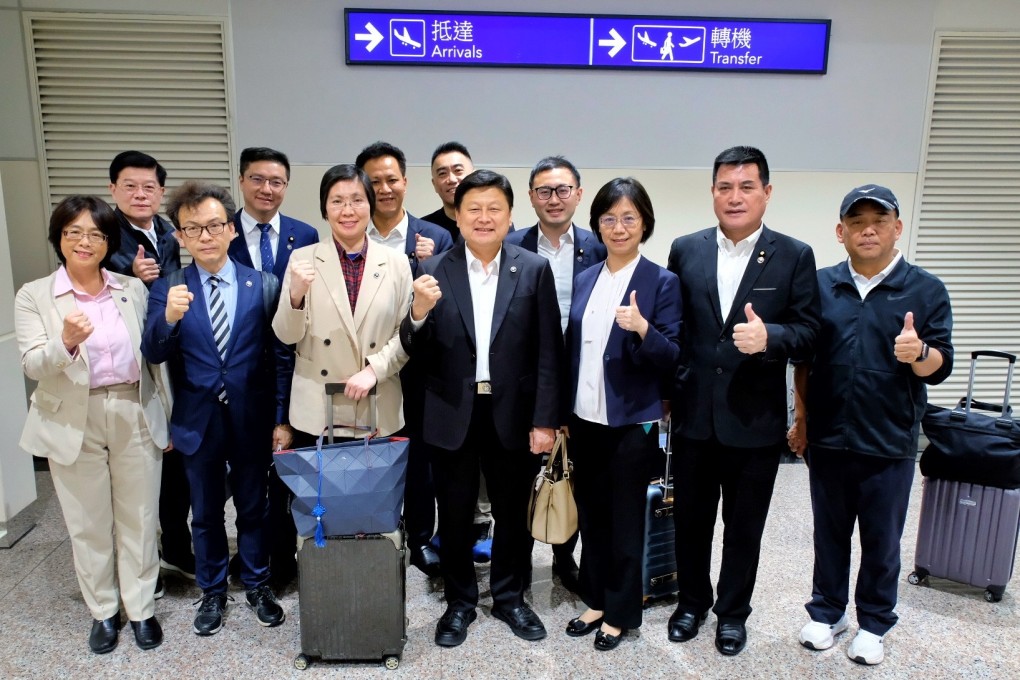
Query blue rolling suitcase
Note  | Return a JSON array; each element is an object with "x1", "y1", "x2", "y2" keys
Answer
[{"x1": 643, "y1": 423, "x2": 678, "y2": 603}]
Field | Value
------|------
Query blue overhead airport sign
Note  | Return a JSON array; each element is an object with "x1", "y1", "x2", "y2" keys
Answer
[{"x1": 345, "y1": 9, "x2": 830, "y2": 74}]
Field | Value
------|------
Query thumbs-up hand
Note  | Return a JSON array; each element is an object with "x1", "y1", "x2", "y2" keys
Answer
[
  {"x1": 615, "y1": 290, "x2": 649, "y2": 337},
  {"x1": 414, "y1": 232, "x2": 435, "y2": 261},
  {"x1": 131, "y1": 243, "x2": 161, "y2": 283},
  {"x1": 894, "y1": 311, "x2": 922, "y2": 363},
  {"x1": 164, "y1": 284, "x2": 194, "y2": 324},
  {"x1": 733, "y1": 302, "x2": 768, "y2": 354}
]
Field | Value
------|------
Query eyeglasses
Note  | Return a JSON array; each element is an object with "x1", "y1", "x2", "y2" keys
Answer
[
  {"x1": 532, "y1": 185, "x2": 575, "y2": 201},
  {"x1": 117, "y1": 182, "x2": 161, "y2": 196},
  {"x1": 329, "y1": 197, "x2": 369, "y2": 210},
  {"x1": 598, "y1": 214, "x2": 641, "y2": 229},
  {"x1": 62, "y1": 229, "x2": 109, "y2": 243},
  {"x1": 180, "y1": 221, "x2": 229, "y2": 239},
  {"x1": 246, "y1": 175, "x2": 287, "y2": 190}
]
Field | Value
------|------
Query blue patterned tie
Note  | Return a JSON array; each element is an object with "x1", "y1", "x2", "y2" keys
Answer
[
  {"x1": 209, "y1": 276, "x2": 230, "y2": 403},
  {"x1": 257, "y1": 223, "x2": 274, "y2": 273}
]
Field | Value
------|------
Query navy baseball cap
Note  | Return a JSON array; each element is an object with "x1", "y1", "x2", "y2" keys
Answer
[{"x1": 839, "y1": 185, "x2": 899, "y2": 218}]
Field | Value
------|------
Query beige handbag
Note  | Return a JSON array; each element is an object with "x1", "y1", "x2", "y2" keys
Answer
[{"x1": 528, "y1": 433, "x2": 578, "y2": 544}]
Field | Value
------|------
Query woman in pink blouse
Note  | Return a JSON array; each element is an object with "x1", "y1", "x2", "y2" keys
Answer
[{"x1": 15, "y1": 196, "x2": 170, "y2": 654}]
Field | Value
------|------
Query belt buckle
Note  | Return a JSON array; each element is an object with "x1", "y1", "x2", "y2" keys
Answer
[{"x1": 477, "y1": 381, "x2": 492, "y2": 395}]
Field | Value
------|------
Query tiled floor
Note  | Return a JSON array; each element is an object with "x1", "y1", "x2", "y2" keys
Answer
[{"x1": 2, "y1": 465, "x2": 1019, "y2": 679}]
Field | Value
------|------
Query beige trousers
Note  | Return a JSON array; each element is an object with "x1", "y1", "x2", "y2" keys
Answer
[{"x1": 48, "y1": 383, "x2": 162, "y2": 622}]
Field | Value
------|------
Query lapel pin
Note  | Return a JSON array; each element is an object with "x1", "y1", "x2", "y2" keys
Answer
[
  {"x1": 121, "y1": 297, "x2": 128, "y2": 302},
  {"x1": 246, "y1": 280, "x2": 253, "y2": 287},
  {"x1": 287, "y1": 244, "x2": 293, "y2": 250},
  {"x1": 510, "y1": 265, "x2": 518, "y2": 273},
  {"x1": 373, "y1": 272, "x2": 380, "y2": 278},
  {"x1": 289, "y1": 235, "x2": 295, "y2": 241},
  {"x1": 757, "y1": 250, "x2": 766, "y2": 264}
]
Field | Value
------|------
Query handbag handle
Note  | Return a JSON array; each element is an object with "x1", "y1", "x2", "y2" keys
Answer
[{"x1": 543, "y1": 433, "x2": 569, "y2": 481}]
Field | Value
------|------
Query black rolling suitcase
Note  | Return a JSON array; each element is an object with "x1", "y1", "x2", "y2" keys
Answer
[
  {"x1": 288, "y1": 384, "x2": 408, "y2": 670},
  {"x1": 643, "y1": 422, "x2": 678, "y2": 603}
]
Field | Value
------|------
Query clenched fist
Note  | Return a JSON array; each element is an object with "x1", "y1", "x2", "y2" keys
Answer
[
  {"x1": 289, "y1": 258, "x2": 316, "y2": 309},
  {"x1": 62, "y1": 310, "x2": 93, "y2": 353},
  {"x1": 410, "y1": 274, "x2": 442, "y2": 321},
  {"x1": 165, "y1": 284, "x2": 194, "y2": 324}
]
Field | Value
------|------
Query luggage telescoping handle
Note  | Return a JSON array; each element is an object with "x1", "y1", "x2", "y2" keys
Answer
[
  {"x1": 323, "y1": 382, "x2": 378, "y2": 444},
  {"x1": 662, "y1": 417, "x2": 673, "y2": 492},
  {"x1": 960, "y1": 350, "x2": 1016, "y2": 421}
]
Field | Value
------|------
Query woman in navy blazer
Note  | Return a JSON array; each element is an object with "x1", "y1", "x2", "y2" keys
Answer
[{"x1": 563, "y1": 178, "x2": 681, "y2": 651}]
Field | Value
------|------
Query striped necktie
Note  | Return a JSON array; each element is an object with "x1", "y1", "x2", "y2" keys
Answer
[
  {"x1": 257, "y1": 223, "x2": 275, "y2": 273},
  {"x1": 209, "y1": 276, "x2": 230, "y2": 402}
]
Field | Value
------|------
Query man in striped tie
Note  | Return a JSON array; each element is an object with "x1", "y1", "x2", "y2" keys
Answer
[{"x1": 142, "y1": 181, "x2": 293, "y2": 638}]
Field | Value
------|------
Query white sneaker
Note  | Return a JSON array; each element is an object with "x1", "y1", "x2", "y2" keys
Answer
[
  {"x1": 799, "y1": 614, "x2": 849, "y2": 650},
  {"x1": 847, "y1": 629, "x2": 885, "y2": 665}
]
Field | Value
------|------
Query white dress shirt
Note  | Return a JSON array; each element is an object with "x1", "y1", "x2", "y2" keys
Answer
[
  {"x1": 536, "y1": 226, "x2": 574, "y2": 334},
  {"x1": 368, "y1": 211, "x2": 408, "y2": 253},
  {"x1": 467, "y1": 247, "x2": 502, "y2": 382},
  {"x1": 574, "y1": 256, "x2": 639, "y2": 425},
  {"x1": 849, "y1": 250, "x2": 902, "y2": 299},
  {"x1": 717, "y1": 225, "x2": 763, "y2": 319},
  {"x1": 239, "y1": 209, "x2": 280, "y2": 270},
  {"x1": 130, "y1": 220, "x2": 160, "y2": 253}
]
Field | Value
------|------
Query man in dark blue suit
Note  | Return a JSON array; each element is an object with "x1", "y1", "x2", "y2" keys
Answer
[
  {"x1": 227, "y1": 146, "x2": 318, "y2": 587},
  {"x1": 401, "y1": 170, "x2": 561, "y2": 648},
  {"x1": 142, "y1": 181, "x2": 291, "y2": 637},
  {"x1": 505, "y1": 155, "x2": 606, "y2": 593},
  {"x1": 355, "y1": 141, "x2": 454, "y2": 578},
  {"x1": 665, "y1": 146, "x2": 821, "y2": 656}
]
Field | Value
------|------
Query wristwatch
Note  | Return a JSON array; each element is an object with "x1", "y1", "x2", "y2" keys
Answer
[{"x1": 915, "y1": 342, "x2": 930, "y2": 363}]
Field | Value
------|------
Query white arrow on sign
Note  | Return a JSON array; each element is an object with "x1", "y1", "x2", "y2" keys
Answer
[
  {"x1": 599, "y1": 28, "x2": 626, "y2": 57},
  {"x1": 355, "y1": 22, "x2": 383, "y2": 52}
]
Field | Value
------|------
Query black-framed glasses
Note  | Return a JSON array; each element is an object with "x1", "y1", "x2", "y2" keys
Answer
[
  {"x1": 532, "y1": 184, "x2": 575, "y2": 201},
  {"x1": 598, "y1": 214, "x2": 640, "y2": 229},
  {"x1": 180, "y1": 221, "x2": 229, "y2": 239},
  {"x1": 246, "y1": 174, "x2": 287, "y2": 190},
  {"x1": 62, "y1": 229, "x2": 108, "y2": 243}
]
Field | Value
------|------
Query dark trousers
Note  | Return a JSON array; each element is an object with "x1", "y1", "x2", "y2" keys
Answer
[
  {"x1": 401, "y1": 431, "x2": 437, "y2": 550},
  {"x1": 430, "y1": 395, "x2": 540, "y2": 613},
  {"x1": 158, "y1": 448, "x2": 193, "y2": 562},
  {"x1": 182, "y1": 404, "x2": 271, "y2": 593},
  {"x1": 673, "y1": 435, "x2": 782, "y2": 624},
  {"x1": 805, "y1": 447, "x2": 915, "y2": 635},
  {"x1": 571, "y1": 416, "x2": 656, "y2": 629}
]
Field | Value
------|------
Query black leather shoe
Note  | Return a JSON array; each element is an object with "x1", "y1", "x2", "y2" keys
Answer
[
  {"x1": 410, "y1": 544, "x2": 442, "y2": 578},
  {"x1": 668, "y1": 609, "x2": 708, "y2": 642},
  {"x1": 565, "y1": 616, "x2": 603, "y2": 637},
  {"x1": 435, "y1": 608, "x2": 477, "y2": 647},
  {"x1": 130, "y1": 616, "x2": 163, "y2": 650},
  {"x1": 552, "y1": 555, "x2": 581, "y2": 594},
  {"x1": 715, "y1": 622, "x2": 747, "y2": 656},
  {"x1": 89, "y1": 613, "x2": 122, "y2": 654},
  {"x1": 594, "y1": 628, "x2": 626, "y2": 651},
  {"x1": 492, "y1": 604, "x2": 547, "y2": 641}
]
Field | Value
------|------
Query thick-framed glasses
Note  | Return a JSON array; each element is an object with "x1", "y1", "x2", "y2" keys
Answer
[
  {"x1": 532, "y1": 184, "x2": 575, "y2": 201},
  {"x1": 62, "y1": 229, "x2": 109, "y2": 243},
  {"x1": 329, "y1": 196, "x2": 369, "y2": 210},
  {"x1": 180, "y1": 221, "x2": 228, "y2": 239},
  {"x1": 117, "y1": 181, "x2": 160, "y2": 196},
  {"x1": 598, "y1": 214, "x2": 640, "y2": 229},
  {"x1": 246, "y1": 174, "x2": 288, "y2": 190}
]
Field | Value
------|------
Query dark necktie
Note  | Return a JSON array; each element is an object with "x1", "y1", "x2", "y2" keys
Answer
[
  {"x1": 209, "y1": 276, "x2": 230, "y2": 403},
  {"x1": 257, "y1": 223, "x2": 275, "y2": 273}
]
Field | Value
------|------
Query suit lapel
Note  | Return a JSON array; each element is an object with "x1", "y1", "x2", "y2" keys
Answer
[
  {"x1": 226, "y1": 268, "x2": 258, "y2": 358},
  {"x1": 723, "y1": 227, "x2": 774, "y2": 329},
  {"x1": 353, "y1": 243, "x2": 387, "y2": 331},
  {"x1": 316, "y1": 242, "x2": 359, "y2": 342},
  {"x1": 109, "y1": 280, "x2": 142, "y2": 367},
  {"x1": 53, "y1": 285, "x2": 90, "y2": 371},
  {"x1": 230, "y1": 211, "x2": 255, "y2": 269},
  {"x1": 275, "y1": 217, "x2": 294, "y2": 279},
  {"x1": 442, "y1": 246, "x2": 476, "y2": 349},
  {"x1": 491, "y1": 246, "x2": 521, "y2": 341},
  {"x1": 186, "y1": 265, "x2": 219, "y2": 358},
  {"x1": 698, "y1": 230, "x2": 724, "y2": 327}
]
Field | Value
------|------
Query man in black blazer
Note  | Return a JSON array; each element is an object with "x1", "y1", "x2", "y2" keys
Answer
[
  {"x1": 505, "y1": 155, "x2": 607, "y2": 592},
  {"x1": 666, "y1": 146, "x2": 821, "y2": 656},
  {"x1": 401, "y1": 170, "x2": 561, "y2": 648}
]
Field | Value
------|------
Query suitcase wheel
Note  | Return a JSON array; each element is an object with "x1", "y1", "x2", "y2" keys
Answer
[
  {"x1": 384, "y1": 656, "x2": 400, "y2": 670},
  {"x1": 294, "y1": 654, "x2": 310, "y2": 670},
  {"x1": 985, "y1": 588, "x2": 1004, "y2": 603},
  {"x1": 907, "y1": 569, "x2": 928, "y2": 586}
]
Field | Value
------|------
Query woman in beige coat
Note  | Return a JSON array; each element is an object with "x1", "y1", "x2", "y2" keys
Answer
[{"x1": 16, "y1": 195, "x2": 170, "y2": 654}]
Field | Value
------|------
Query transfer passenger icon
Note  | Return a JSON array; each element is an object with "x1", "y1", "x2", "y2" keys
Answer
[{"x1": 631, "y1": 25, "x2": 705, "y2": 64}]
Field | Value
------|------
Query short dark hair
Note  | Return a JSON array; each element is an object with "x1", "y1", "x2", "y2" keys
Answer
[
  {"x1": 109, "y1": 151, "x2": 167, "y2": 186},
  {"x1": 712, "y1": 145, "x2": 770, "y2": 186},
  {"x1": 430, "y1": 141, "x2": 471, "y2": 166},
  {"x1": 165, "y1": 181, "x2": 236, "y2": 229},
  {"x1": 319, "y1": 164, "x2": 375, "y2": 219},
  {"x1": 48, "y1": 195, "x2": 122, "y2": 267},
  {"x1": 454, "y1": 169, "x2": 513, "y2": 210},
  {"x1": 239, "y1": 147, "x2": 291, "y2": 179},
  {"x1": 355, "y1": 141, "x2": 407, "y2": 176},
  {"x1": 589, "y1": 177, "x2": 655, "y2": 244},
  {"x1": 529, "y1": 155, "x2": 581, "y2": 188}
]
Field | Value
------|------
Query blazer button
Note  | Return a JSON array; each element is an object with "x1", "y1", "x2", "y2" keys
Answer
[
  {"x1": 324, "y1": 339, "x2": 331, "y2": 346},
  {"x1": 719, "y1": 336, "x2": 726, "y2": 343},
  {"x1": 321, "y1": 369, "x2": 328, "y2": 376},
  {"x1": 604, "y1": 355, "x2": 610, "y2": 361},
  {"x1": 370, "y1": 342, "x2": 376, "y2": 348},
  {"x1": 715, "y1": 367, "x2": 723, "y2": 375},
  {"x1": 221, "y1": 369, "x2": 228, "y2": 375}
]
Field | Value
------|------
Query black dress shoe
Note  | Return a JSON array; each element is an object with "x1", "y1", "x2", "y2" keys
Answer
[
  {"x1": 492, "y1": 604, "x2": 547, "y2": 641},
  {"x1": 552, "y1": 556, "x2": 581, "y2": 594},
  {"x1": 410, "y1": 544, "x2": 442, "y2": 578},
  {"x1": 435, "y1": 608, "x2": 477, "y2": 647},
  {"x1": 130, "y1": 617, "x2": 163, "y2": 650},
  {"x1": 715, "y1": 622, "x2": 747, "y2": 656},
  {"x1": 594, "y1": 628, "x2": 626, "y2": 651},
  {"x1": 565, "y1": 616, "x2": 603, "y2": 637},
  {"x1": 89, "y1": 613, "x2": 122, "y2": 654},
  {"x1": 668, "y1": 609, "x2": 708, "y2": 642}
]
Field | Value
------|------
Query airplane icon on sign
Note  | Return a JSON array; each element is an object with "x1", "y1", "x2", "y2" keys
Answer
[
  {"x1": 394, "y1": 26, "x2": 421, "y2": 49},
  {"x1": 638, "y1": 31, "x2": 656, "y2": 47}
]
